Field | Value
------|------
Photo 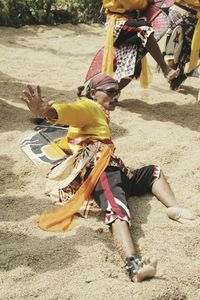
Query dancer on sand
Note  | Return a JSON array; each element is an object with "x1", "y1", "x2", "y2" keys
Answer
[
  {"x1": 101, "y1": 0, "x2": 179, "y2": 90},
  {"x1": 21, "y1": 74, "x2": 195, "y2": 282}
]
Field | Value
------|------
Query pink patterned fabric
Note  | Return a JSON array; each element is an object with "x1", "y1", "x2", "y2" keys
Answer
[{"x1": 90, "y1": 73, "x2": 117, "y2": 89}]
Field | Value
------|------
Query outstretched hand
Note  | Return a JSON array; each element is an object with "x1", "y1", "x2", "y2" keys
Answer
[{"x1": 21, "y1": 85, "x2": 55, "y2": 118}]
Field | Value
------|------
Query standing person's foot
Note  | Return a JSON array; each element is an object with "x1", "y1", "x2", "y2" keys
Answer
[
  {"x1": 163, "y1": 66, "x2": 180, "y2": 81},
  {"x1": 125, "y1": 255, "x2": 157, "y2": 282},
  {"x1": 169, "y1": 72, "x2": 187, "y2": 90}
]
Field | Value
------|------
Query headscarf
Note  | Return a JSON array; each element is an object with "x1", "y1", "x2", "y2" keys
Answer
[
  {"x1": 86, "y1": 73, "x2": 118, "y2": 98},
  {"x1": 90, "y1": 73, "x2": 118, "y2": 88}
]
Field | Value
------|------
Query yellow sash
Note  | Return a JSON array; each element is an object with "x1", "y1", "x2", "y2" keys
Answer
[
  {"x1": 188, "y1": 11, "x2": 200, "y2": 72},
  {"x1": 37, "y1": 146, "x2": 112, "y2": 232}
]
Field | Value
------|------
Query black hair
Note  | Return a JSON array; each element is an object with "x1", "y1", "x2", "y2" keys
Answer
[
  {"x1": 77, "y1": 82, "x2": 93, "y2": 99},
  {"x1": 77, "y1": 86, "x2": 85, "y2": 97}
]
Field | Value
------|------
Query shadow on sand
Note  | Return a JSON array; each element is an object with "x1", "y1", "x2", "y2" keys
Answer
[{"x1": 118, "y1": 98, "x2": 200, "y2": 132}]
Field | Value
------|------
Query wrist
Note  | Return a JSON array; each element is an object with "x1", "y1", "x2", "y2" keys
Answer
[{"x1": 45, "y1": 107, "x2": 58, "y2": 120}]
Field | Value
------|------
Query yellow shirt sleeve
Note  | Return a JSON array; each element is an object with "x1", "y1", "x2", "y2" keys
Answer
[
  {"x1": 176, "y1": 0, "x2": 200, "y2": 8},
  {"x1": 52, "y1": 99, "x2": 96, "y2": 128},
  {"x1": 103, "y1": 0, "x2": 148, "y2": 13}
]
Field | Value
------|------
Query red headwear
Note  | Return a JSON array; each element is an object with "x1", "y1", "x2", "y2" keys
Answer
[{"x1": 90, "y1": 73, "x2": 118, "y2": 89}]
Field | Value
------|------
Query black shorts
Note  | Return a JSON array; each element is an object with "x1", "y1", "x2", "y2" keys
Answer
[{"x1": 88, "y1": 165, "x2": 161, "y2": 225}]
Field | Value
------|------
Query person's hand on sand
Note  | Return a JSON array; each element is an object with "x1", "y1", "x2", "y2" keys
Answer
[{"x1": 21, "y1": 85, "x2": 55, "y2": 118}]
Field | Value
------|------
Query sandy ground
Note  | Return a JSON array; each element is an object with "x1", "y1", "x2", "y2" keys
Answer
[{"x1": 0, "y1": 24, "x2": 200, "y2": 300}]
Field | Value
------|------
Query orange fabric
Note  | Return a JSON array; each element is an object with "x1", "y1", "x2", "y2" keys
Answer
[{"x1": 37, "y1": 147, "x2": 112, "y2": 232}]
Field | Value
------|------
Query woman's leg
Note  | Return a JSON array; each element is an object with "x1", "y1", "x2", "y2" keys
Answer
[{"x1": 118, "y1": 78, "x2": 132, "y2": 90}]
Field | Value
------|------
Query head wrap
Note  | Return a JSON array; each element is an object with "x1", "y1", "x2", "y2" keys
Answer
[
  {"x1": 90, "y1": 73, "x2": 118, "y2": 89},
  {"x1": 86, "y1": 73, "x2": 118, "y2": 98}
]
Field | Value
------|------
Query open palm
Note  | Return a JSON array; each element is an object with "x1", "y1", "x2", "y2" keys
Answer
[{"x1": 21, "y1": 85, "x2": 54, "y2": 118}]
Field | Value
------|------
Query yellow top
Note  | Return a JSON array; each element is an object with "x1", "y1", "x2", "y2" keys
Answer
[
  {"x1": 103, "y1": 0, "x2": 148, "y2": 13},
  {"x1": 176, "y1": 0, "x2": 200, "y2": 8},
  {"x1": 52, "y1": 98, "x2": 114, "y2": 154}
]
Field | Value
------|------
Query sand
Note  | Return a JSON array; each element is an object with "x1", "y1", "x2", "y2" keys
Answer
[{"x1": 0, "y1": 24, "x2": 200, "y2": 300}]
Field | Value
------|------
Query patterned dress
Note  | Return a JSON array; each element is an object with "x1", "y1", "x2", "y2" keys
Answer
[{"x1": 110, "y1": 18, "x2": 154, "y2": 82}]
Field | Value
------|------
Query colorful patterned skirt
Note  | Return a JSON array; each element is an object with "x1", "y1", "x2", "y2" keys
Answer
[{"x1": 112, "y1": 18, "x2": 154, "y2": 82}]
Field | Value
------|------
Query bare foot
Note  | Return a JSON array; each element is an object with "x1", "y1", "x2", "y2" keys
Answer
[
  {"x1": 163, "y1": 67, "x2": 180, "y2": 81},
  {"x1": 166, "y1": 207, "x2": 196, "y2": 223},
  {"x1": 125, "y1": 256, "x2": 157, "y2": 282},
  {"x1": 135, "y1": 256, "x2": 157, "y2": 282}
]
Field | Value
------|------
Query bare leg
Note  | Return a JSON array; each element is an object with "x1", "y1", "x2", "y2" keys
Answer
[
  {"x1": 111, "y1": 218, "x2": 135, "y2": 260},
  {"x1": 152, "y1": 171, "x2": 196, "y2": 222},
  {"x1": 118, "y1": 78, "x2": 132, "y2": 91},
  {"x1": 146, "y1": 34, "x2": 179, "y2": 80},
  {"x1": 111, "y1": 219, "x2": 157, "y2": 281},
  {"x1": 152, "y1": 171, "x2": 178, "y2": 208}
]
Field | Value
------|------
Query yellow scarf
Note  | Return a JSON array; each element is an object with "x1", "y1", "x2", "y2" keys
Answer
[
  {"x1": 188, "y1": 11, "x2": 200, "y2": 72},
  {"x1": 37, "y1": 146, "x2": 112, "y2": 232},
  {"x1": 102, "y1": 15, "x2": 116, "y2": 76}
]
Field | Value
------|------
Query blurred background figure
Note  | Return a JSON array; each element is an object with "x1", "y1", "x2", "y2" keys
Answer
[{"x1": 165, "y1": 0, "x2": 200, "y2": 90}]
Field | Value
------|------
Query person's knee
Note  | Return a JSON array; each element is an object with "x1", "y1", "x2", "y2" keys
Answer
[{"x1": 111, "y1": 218, "x2": 129, "y2": 230}]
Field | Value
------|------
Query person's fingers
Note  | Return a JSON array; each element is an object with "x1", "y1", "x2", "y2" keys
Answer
[
  {"x1": 36, "y1": 85, "x2": 41, "y2": 98},
  {"x1": 20, "y1": 96, "x2": 30, "y2": 104},
  {"x1": 22, "y1": 90, "x2": 32, "y2": 101},
  {"x1": 27, "y1": 84, "x2": 35, "y2": 96}
]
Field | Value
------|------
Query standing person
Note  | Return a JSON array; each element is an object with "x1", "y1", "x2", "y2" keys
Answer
[
  {"x1": 164, "y1": 0, "x2": 200, "y2": 90},
  {"x1": 102, "y1": 0, "x2": 179, "y2": 90},
  {"x1": 21, "y1": 74, "x2": 195, "y2": 282}
]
